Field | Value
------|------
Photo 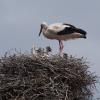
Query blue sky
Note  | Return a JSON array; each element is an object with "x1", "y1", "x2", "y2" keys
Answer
[{"x1": 0, "y1": 0, "x2": 100, "y2": 98}]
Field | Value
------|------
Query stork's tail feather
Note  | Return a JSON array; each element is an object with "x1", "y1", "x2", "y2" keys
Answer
[
  {"x1": 83, "y1": 34, "x2": 87, "y2": 39},
  {"x1": 75, "y1": 28, "x2": 87, "y2": 39}
]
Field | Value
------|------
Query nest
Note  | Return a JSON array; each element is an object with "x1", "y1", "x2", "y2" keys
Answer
[{"x1": 0, "y1": 50, "x2": 97, "y2": 100}]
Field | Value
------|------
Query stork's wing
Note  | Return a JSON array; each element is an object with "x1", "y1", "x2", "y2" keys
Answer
[
  {"x1": 57, "y1": 24, "x2": 76, "y2": 35},
  {"x1": 63, "y1": 23, "x2": 76, "y2": 28},
  {"x1": 47, "y1": 23, "x2": 78, "y2": 35},
  {"x1": 57, "y1": 24, "x2": 87, "y2": 36}
]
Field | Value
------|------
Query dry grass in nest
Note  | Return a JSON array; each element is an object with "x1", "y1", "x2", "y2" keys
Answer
[{"x1": 0, "y1": 49, "x2": 97, "y2": 100}]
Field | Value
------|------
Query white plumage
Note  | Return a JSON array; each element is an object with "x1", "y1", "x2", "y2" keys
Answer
[{"x1": 39, "y1": 22, "x2": 87, "y2": 56}]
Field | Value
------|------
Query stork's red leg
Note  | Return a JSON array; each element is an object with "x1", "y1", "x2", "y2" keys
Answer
[
  {"x1": 59, "y1": 40, "x2": 64, "y2": 56},
  {"x1": 60, "y1": 41, "x2": 64, "y2": 51}
]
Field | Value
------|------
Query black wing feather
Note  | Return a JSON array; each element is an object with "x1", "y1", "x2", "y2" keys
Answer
[
  {"x1": 57, "y1": 23, "x2": 87, "y2": 35},
  {"x1": 57, "y1": 26, "x2": 76, "y2": 35},
  {"x1": 63, "y1": 23, "x2": 76, "y2": 28}
]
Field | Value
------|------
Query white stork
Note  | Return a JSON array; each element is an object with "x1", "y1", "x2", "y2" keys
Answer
[{"x1": 39, "y1": 22, "x2": 87, "y2": 56}]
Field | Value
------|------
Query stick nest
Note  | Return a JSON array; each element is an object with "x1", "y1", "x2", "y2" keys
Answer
[{"x1": 0, "y1": 50, "x2": 97, "y2": 100}]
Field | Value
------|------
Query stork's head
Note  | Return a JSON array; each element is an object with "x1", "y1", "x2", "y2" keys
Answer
[{"x1": 39, "y1": 22, "x2": 48, "y2": 36}]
